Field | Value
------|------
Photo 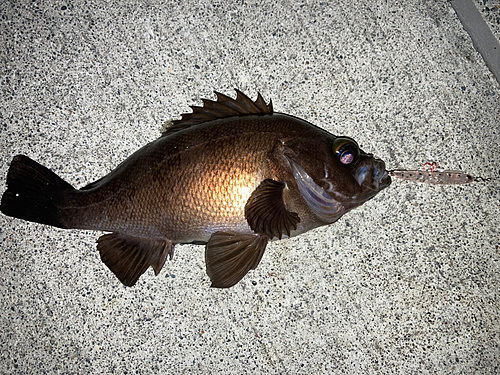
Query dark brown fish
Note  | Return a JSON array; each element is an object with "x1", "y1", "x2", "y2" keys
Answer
[{"x1": 1, "y1": 90, "x2": 391, "y2": 288}]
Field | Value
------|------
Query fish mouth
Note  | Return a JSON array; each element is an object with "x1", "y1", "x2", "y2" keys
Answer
[
  {"x1": 355, "y1": 158, "x2": 391, "y2": 192},
  {"x1": 380, "y1": 170, "x2": 392, "y2": 188}
]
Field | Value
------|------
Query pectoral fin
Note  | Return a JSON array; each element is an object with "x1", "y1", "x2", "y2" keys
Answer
[
  {"x1": 97, "y1": 233, "x2": 173, "y2": 287},
  {"x1": 205, "y1": 231, "x2": 268, "y2": 288},
  {"x1": 245, "y1": 179, "x2": 300, "y2": 239}
]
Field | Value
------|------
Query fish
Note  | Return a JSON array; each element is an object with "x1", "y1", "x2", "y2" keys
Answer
[{"x1": 1, "y1": 90, "x2": 391, "y2": 288}]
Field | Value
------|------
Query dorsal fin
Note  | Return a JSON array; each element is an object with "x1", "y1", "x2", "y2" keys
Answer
[{"x1": 162, "y1": 90, "x2": 273, "y2": 137}]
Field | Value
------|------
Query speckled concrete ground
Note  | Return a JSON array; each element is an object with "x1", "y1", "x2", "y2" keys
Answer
[{"x1": 1, "y1": 1, "x2": 499, "y2": 374}]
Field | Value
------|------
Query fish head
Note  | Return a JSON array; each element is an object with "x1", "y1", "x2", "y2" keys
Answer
[
  {"x1": 333, "y1": 136, "x2": 392, "y2": 202},
  {"x1": 286, "y1": 135, "x2": 391, "y2": 223}
]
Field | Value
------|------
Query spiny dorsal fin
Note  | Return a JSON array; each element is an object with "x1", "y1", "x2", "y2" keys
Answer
[{"x1": 162, "y1": 90, "x2": 273, "y2": 137}]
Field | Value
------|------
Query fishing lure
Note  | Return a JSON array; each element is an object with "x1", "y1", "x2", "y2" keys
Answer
[
  {"x1": 389, "y1": 169, "x2": 474, "y2": 184},
  {"x1": 388, "y1": 162, "x2": 494, "y2": 185}
]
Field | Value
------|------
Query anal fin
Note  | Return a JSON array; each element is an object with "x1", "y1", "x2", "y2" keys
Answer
[
  {"x1": 97, "y1": 233, "x2": 173, "y2": 287},
  {"x1": 205, "y1": 231, "x2": 268, "y2": 288}
]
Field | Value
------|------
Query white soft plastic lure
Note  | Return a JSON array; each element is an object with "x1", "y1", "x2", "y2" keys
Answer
[
  {"x1": 388, "y1": 169, "x2": 474, "y2": 184},
  {"x1": 388, "y1": 162, "x2": 494, "y2": 185}
]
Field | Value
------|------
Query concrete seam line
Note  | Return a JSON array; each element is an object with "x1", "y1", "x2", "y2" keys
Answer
[{"x1": 451, "y1": 0, "x2": 500, "y2": 86}]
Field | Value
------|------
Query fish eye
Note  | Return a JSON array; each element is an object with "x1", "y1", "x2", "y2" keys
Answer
[{"x1": 332, "y1": 137, "x2": 359, "y2": 165}]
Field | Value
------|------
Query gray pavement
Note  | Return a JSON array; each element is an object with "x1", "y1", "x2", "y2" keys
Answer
[{"x1": 1, "y1": 1, "x2": 499, "y2": 374}]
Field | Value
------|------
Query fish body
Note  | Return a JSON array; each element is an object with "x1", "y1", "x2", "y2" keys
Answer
[{"x1": 1, "y1": 91, "x2": 391, "y2": 288}]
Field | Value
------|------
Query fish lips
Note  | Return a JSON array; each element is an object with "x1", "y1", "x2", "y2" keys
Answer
[{"x1": 355, "y1": 157, "x2": 392, "y2": 193}]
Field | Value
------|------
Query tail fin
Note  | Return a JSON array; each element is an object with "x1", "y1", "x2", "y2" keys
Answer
[{"x1": 1, "y1": 155, "x2": 75, "y2": 228}]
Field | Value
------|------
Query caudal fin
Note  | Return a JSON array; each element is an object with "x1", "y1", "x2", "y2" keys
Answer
[{"x1": 1, "y1": 155, "x2": 75, "y2": 228}]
